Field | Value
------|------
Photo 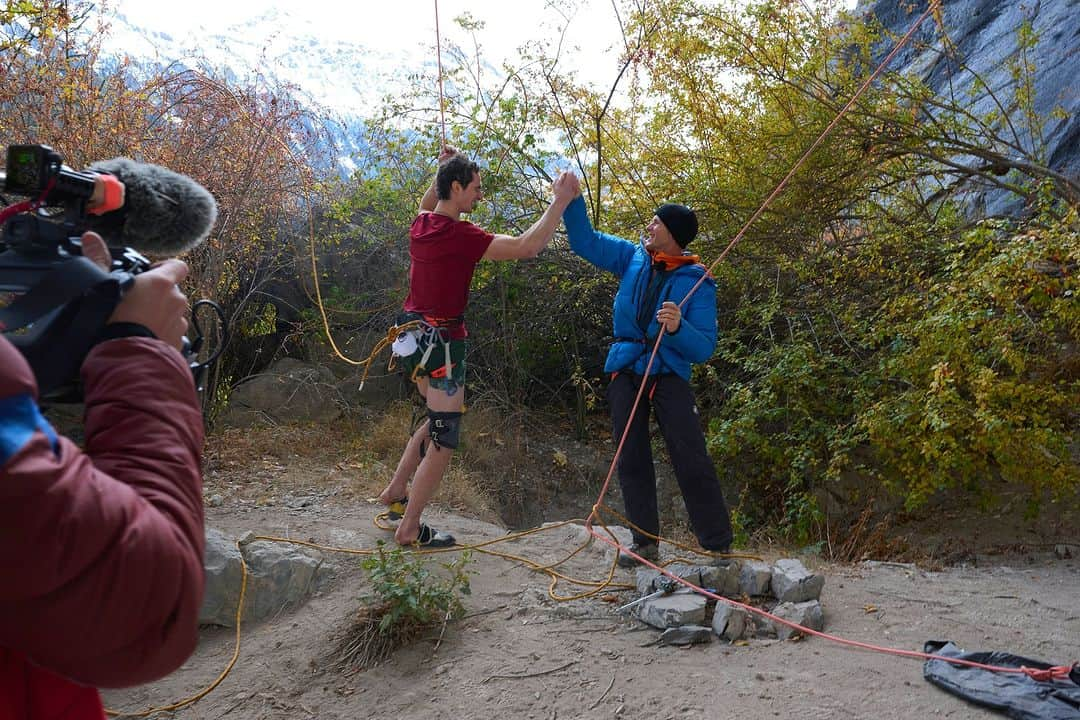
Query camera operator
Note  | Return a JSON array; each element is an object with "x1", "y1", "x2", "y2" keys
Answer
[{"x1": 0, "y1": 229, "x2": 205, "y2": 718}]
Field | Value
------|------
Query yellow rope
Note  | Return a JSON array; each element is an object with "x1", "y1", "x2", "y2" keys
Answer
[
  {"x1": 105, "y1": 506, "x2": 755, "y2": 717},
  {"x1": 106, "y1": 542, "x2": 249, "y2": 717}
]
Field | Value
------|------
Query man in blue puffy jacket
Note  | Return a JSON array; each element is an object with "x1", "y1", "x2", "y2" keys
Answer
[{"x1": 561, "y1": 176, "x2": 733, "y2": 566}]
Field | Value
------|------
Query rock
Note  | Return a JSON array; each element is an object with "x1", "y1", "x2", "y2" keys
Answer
[
  {"x1": 712, "y1": 602, "x2": 752, "y2": 642},
  {"x1": 199, "y1": 528, "x2": 335, "y2": 627},
  {"x1": 635, "y1": 568, "x2": 662, "y2": 595},
  {"x1": 220, "y1": 358, "x2": 343, "y2": 427},
  {"x1": 854, "y1": 0, "x2": 1080, "y2": 217},
  {"x1": 700, "y1": 559, "x2": 742, "y2": 599},
  {"x1": 637, "y1": 588, "x2": 708, "y2": 629},
  {"x1": 664, "y1": 563, "x2": 702, "y2": 588},
  {"x1": 200, "y1": 528, "x2": 245, "y2": 627},
  {"x1": 739, "y1": 560, "x2": 773, "y2": 596},
  {"x1": 337, "y1": 369, "x2": 408, "y2": 410},
  {"x1": 771, "y1": 559, "x2": 825, "y2": 603},
  {"x1": 660, "y1": 625, "x2": 714, "y2": 646},
  {"x1": 769, "y1": 600, "x2": 825, "y2": 641}
]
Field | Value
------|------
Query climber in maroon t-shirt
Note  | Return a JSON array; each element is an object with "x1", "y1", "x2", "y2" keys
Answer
[{"x1": 379, "y1": 146, "x2": 578, "y2": 547}]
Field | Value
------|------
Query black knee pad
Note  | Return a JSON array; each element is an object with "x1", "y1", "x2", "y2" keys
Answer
[{"x1": 428, "y1": 410, "x2": 462, "y2": 450}]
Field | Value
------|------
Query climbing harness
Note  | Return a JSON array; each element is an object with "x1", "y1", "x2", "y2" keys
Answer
[
  {"x1": 391, "y1": 312, "x2": 463, "y2": 384},
  {"x1": 352, "y1": 313, "x2": 462, "y2": 393}
]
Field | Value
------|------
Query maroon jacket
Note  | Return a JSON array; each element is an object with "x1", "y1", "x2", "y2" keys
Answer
[{"x1": 0, "y1": 335, "x2": 205, "y2": 719}]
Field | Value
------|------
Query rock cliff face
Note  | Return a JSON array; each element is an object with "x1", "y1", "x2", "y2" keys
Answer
[{"x1": 855, "y1": 0, "x2": 1079, "y2": 216}]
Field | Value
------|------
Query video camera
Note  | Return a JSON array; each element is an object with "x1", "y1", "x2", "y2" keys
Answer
[
  {"x1": 0, "y1": 144, "x2": 225, "y2": 400},
  {"x1": 1, "y1": 145, "x2": 149, "y2": 285}
]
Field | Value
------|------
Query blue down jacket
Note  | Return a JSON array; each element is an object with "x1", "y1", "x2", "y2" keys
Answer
[{"x1": 563, "y1": 196, "x2": 717, "y2": 381}]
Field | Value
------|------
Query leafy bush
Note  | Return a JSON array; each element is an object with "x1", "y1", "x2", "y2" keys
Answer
[
  {"x1": 333, "y1": 544, "x2": 472, "y2": 671},
  {"x1": 855, "y1": 205, "x2": 1079, "y2": 511}
]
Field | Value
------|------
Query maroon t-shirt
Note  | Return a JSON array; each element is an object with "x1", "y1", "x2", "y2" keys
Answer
[{"x1": 403, "y1": 211, "x2": 495, "y2": 338}]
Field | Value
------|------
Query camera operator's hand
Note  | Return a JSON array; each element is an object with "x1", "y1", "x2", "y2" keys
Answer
[
  {"x1": 111, "y1": 260, "x2": 189, "y2": 350},
  {"x1": 81, "y1": 231, "x2": 190, "y2": 351},
  {"x1": 80, "y1": 229, "x2": 112, "y2": 270}
]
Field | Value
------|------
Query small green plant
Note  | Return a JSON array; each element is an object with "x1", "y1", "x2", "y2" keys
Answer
[{"x1": 334, "y1": 543, "x2": 472, "y2": 671}]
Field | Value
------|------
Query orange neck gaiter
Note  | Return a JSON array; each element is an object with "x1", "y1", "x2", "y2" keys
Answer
[{"x1": 648, "y1": 247, "x2": 700, "y2": 271}]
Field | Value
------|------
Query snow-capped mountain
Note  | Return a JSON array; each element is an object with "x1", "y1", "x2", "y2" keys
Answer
[{"x1": 100, "y1": 4, "x2": 429, "y2": 118}]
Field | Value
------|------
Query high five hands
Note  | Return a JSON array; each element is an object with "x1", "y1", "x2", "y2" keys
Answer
[
  {"x1": 552, "y1": 170, "x2": 580, "y2": 202},
  {"x1": 437, "y1": 144, "x2": 458, "y2": 163}
]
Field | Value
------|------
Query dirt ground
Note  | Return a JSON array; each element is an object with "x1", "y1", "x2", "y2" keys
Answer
[{"x1": 102, "y1": 423, "x2": 1079, "y2": 720}]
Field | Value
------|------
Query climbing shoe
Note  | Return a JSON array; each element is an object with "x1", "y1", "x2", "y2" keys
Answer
[
  {"x1": 617, "y1": 542, "x2": 660, "y2": 568},
  {"x1": 386, "y1": 496, "x2": 408, "y2": 521},
  {"x1": 411, "y1": 523, "x2": 455, "y2": 548}
]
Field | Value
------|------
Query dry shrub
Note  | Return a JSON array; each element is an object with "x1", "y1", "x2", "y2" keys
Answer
[
  {"x1": 206, "y1": 420, "x2": 374, "y2": 469},
  {"x1": 340, "y1": 401, "x2": 420, "y2": 501},
  {"x1": 203, "y1": 422, "x2": 368, "y2": 502},
  {"x1": 830, "y1": 505, "x2": 909, "y2": 562},
  {"x1": 436, "y1": 463, "x2": 500, "y2": 524},
  {"x1": 445, "y1": 403, "x2": 528, "y2": 522},
  {"x1": 203, "y1": 397, "x2": 598, "y2": 528},
  {"x1": 333, "y1": 601, "x2": 423, "y2": 672},
  {"x1": 335, "y1": 400, "x2": 510, "y2": 524},
  {"x1": 363, "y1": 400, "x2": 424, "y2": 458}
]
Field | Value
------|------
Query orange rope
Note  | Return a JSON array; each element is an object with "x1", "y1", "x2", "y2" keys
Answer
[
  {"x1": 583, "y1": 0, "x2": 1072, "y2": 682},
  {"x1": 434, "y1": 0, "x2": 447, "y2": 147},
  {"x1": 588, "y1": 0, "x2": 944, "y2": 525},
  {"x1": 589, "y1": 532, "x2": 1077, "y2": 680}
]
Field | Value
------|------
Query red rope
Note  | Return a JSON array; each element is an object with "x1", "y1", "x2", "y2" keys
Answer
[
  {"x1": 0, "y1": 200, "x2": 35, "y2": 226},
  {"x1": 1021, "y1": 665, "x2": 1075, "y2": 682},
  {"x1": 591, "y1": 531, "x2": 1077, "y2": 680},
  {"x1": 586, "y1": 0, "x2": 1072, "y2": 683}
]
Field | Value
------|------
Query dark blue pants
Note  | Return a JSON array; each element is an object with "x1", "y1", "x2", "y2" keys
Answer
[{"x1": 607, "y1": 372, "x2": 733, "y2": 551}]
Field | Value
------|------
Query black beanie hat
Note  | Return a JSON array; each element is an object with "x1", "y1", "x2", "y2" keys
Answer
[{"x1": 655, "y1": 203, "x2": 698, "y2": 248}]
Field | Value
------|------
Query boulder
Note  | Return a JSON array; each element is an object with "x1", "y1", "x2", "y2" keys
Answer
[
  {"x1": 221, "y1": 358, "x2": 342, "y2": 427},
  {"x1": 768, "y1": 600, "x2": 826, "y2": 641},
  {"x1": 200, "y1": 528, "x2": 334, "y2": 627},
  {"x1": 660, "y1": 625, "x2": 714, "y2": 646},
  {"x1": 854, "y1": 0, "x2": 1080, "y2": 216},
  {"x1": 637, "y1": 588, "x2": 708, "y2": 629},
  {"x1": 712, "y1": 602, "x2": 753, "y2": 642},
  {"x1": 771, "y1": 558, "x2": 825, "y2": 603},
  {"x1": 738, "y1": 560, "x2": 773, "y2": 597}
]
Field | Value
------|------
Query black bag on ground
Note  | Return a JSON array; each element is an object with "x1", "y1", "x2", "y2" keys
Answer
[{"x1": 923, "y1": 640, "x2": 1080, "y2": 720}]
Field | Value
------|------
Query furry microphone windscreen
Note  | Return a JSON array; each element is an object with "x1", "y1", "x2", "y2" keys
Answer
[{"x1": 86, "y1": 158, "x2": 218, "y2": 255}]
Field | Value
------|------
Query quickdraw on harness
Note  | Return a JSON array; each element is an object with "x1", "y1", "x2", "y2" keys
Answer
[
  {"x1": 358, "y1": 313, "x2": 462, "y2": 392},
  {"x1": 393, "y1": 313, "x2": 461, "y2": 382}
]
